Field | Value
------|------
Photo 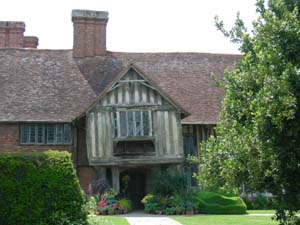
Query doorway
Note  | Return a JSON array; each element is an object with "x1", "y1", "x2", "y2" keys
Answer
[{"x1": 120, "y1": 169, "x2": 146, "y2": 209}]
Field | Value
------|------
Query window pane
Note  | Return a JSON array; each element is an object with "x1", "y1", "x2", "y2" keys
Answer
[
  {"x1": 143, "y1": 111, "x2": 150, "y2": 136},
  {"x1": 20, "y1": 125, "x2": 29, "y2": 144},
  {"x1": 56, "y1": 124, "x2": 64, "y2": 144},
  {"x1": 63, "y1": 124, "x2": 71, "y2": 144},
  {"x1": 120, "y1": 111, "x2": 127, "y2": 137},
  {"x1": 47, "y1": 124, "x2": 56, "y2": 144},
  {"x1": 113, "y1": 112, "x2": 118, "y2": 137},
  {"x1": 113, "y1": 111, "x2": 152, "y2": 138},
  {"x1": 37, "y1": 124, "x2": 44, "y2": 144},
  {"x1": 128, "y1": 111, "x2": 134, "y2": 136},
  {"x1": 20, "y1": 123, "x2": 72, "y2": 145},
  {"x1": 29, "y1": 124, "x2": 36, "y2": 144},
  {"x1": 135, "y1": 111, "x2": 142, "y2": 136}
]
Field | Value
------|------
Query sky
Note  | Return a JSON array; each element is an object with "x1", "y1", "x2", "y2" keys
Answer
[{"x1": 0, "y1": 0, "x2": 258, "y2": 54}]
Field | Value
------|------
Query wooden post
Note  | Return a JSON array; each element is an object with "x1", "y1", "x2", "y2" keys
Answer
[
  {"x1": 72, "y1": 126, "x2": 78, "y2": 168},
  {"x1": 196, "y1": 125, "x2": 200, "y2": 157},
  {"x1": 111, "y1": 167, "x2": 120, "y2": 193},
  {"x1": 95, "y1": 167, "x2": 106, "y2": 180}
]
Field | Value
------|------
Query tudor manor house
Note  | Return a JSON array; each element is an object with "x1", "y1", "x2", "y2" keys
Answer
[{"x1": 0, "y1": 10, "x2": 240, "y2": 207}]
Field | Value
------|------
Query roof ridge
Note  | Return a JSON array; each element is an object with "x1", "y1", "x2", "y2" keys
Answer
[
  {"x1": 0, "y1": 48, "x2": 72, "y2": 52},
  {"x1": 110, "y1": 51, "x2": 242, "y2": 57}
]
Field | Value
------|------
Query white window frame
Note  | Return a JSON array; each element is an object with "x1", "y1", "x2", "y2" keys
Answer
[{"x1": 112, "y1": 110, "x2": 153, "y2": 138}]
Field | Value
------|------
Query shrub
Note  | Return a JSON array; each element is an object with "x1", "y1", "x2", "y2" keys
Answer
[
  {"x1": 153, "y1": 170, "x2": 187, "y2": 196},
  {"x1": 84, "y1": 196, "x2": 97, "y2": 214},
  {"x1": 142, "y1": 194, "x2": 159, "y2": 213},
  {"x1": 242, "y1": 193, "x2": 275, "y2": 210},
  {"x1": 141, "y1": 193, "x2": 154, "y2": 204},
  {"x1": 194, "y1": 191, "x2": 247, "y2": 214},
  {"x1": 119, "y1": 198, "x2": 132, "y2": 213},
  {"x1": 167, "y1": 195, "x2": 185, "y2": 208},
  {"x1": 0, "y1": 150, "x2": 87, "y2": 225},
  {"x1": 144, "y1": 202, "x2": 158, "y2": 213},
  {"x1": 141, "y1": 193, "x2": 194, "y2": 215},
  {"x1": 141, "y1": 170, "x2": 199, "y2": 215}
]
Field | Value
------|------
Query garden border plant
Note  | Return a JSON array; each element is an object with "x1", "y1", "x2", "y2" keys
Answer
[
  {"x1": 141, "y1": 170, "x2": 247, "y2": 215},
  {"x1": 141, "y1": 170, "x2": 199, "y2": 215},
  {"x1": 87, "y1": 179, "x2": 133, "y2": 216}
]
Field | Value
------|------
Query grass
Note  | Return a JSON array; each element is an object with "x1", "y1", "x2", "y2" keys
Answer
[
  {"x1": 88, "y1": 215, "x2": 129, "y2": 225},
  {"x1": 172, "y1": 215, "x2": 277, "y2": 225},
  {"x1": 247, "y1": 210, "x2": 275, "y2": 214}
]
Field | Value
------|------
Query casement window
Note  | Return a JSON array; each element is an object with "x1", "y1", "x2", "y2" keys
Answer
[
  {"x1": 20, "y1": 123, "x2": 72, "y2": 145},
  {"x1": 112, "y1": 110, "x2": 153, "y2": 138}
]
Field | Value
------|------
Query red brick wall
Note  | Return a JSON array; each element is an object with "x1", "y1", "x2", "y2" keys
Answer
[
  {"x1": 76, "y1": 117, "x2": 98, "y2": 192},
  {"x1": 0, "y1": 123, "x2": 73, "y2": 152},
  {"x1": 77, "y1": 166, "x2": 97, "y2": 192},
  {"x1": 0, "y1": 122, "x2": 98, "y2": 192}
]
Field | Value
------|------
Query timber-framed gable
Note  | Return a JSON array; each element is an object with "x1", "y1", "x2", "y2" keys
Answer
[{"x1": 86, "y1": 65, "x2": 185, "y2": 166}]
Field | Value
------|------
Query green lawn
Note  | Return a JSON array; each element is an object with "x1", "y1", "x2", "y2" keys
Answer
[
  {"x1": 88, "y1": 215, "x2": 129, "y2": 225},
  {"x1": 172, "y1": 215, "x2": 277, "y2": 225}
]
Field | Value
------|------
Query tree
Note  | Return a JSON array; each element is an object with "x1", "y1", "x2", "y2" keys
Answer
[{"x1": 199, "y1": 0, "x2": 300, "y2": 224}]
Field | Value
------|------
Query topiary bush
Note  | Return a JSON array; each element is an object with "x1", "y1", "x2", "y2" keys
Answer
[
  {"x1": 194, "y1": 191, "x2": 247, "y2": 214},
  {"x1": 0, "y1": 150, "x2": 87, "y2": 225}
]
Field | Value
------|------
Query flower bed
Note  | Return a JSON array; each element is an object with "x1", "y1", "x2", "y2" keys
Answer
[
  {"x1": 141, "y1": 194, "x2": 199, "y2": 215},
  {"x1": 97, "y1": 198, "x2": 132, "y2": 215},
  {"x1": 85, "y1": 187, "x2": 132, "y2": 216}
]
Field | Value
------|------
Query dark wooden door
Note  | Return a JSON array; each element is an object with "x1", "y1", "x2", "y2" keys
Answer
[
  {"x1": 120, "y1": 169, "x2": 146, "y2": 209},
  {"x1": 183, "y1": 135, "x2": 199, "y2": 186}
]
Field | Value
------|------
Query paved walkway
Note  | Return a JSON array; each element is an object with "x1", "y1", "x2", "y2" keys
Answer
[
  {"x1": 119, "y1": 211, "x2": 182, "y2": 225},
  {"x1": 119, "y1": 210, "x2": 274, "y2": 225},
  {"x1": 248, "y1": 213, "x2": 274, "y2": 216}
]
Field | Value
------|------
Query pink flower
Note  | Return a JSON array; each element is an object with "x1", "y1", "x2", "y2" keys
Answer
[{"x1": 98, "y1": 200, "x2": 107, "y2": 208}]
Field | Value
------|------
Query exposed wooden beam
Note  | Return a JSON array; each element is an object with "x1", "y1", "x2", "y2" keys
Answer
[{"x1": 118, "y1": 80, "x2": 145, "y2": 83}]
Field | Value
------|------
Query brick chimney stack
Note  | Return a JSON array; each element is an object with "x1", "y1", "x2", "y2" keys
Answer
[
  {"x1": 72, "y1": 10, "x2": 108, "y2": 58},
  {"x1": 0, "y1": 22, "x2": 39, "y2": 49},
  {"x1": 23, "y1": 36, "x2": 39, "y2": 48},
  {"x1": 0, "y1": 21, "x2": 25, "y2": 48}
]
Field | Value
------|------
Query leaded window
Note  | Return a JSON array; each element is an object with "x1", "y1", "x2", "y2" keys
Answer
[
  {"x1": 112, "y1": 110, "x2": 152, "y2": 138},
  {"x1": 20, "y1": 123, "x2": 72, "y2": 145}
]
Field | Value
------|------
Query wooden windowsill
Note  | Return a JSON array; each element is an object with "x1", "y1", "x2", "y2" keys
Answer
[{"x1": 112, "y1": 136, "x2": 155, "y2": 142}]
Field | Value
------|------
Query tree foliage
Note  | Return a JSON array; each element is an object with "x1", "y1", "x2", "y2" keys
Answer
[{"x1": 199, "y1": 0, "x2": 300, "y2": 224}]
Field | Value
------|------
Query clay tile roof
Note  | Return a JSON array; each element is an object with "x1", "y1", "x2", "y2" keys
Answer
[
  {"x1": 76, "y1": 52, "x2": 241, "y2": 124},
  {"x1": 0, "y1": 49, "x2": 240, "y2": 124},
  {"x1": 0, "y1": 49, "x2": 97, "y2": 122}
]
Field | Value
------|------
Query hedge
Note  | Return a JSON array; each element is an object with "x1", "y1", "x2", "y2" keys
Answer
[
  {"x1": 0, "y1": 150, "x2": 87, "y2": 225},
  {"x1": 194, "y1": 191, "x2": 247, "y2": 214}
]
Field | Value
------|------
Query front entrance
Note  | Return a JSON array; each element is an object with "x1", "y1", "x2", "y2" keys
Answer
[{"x1": 120, "y1": 169, "x2": 146, "y2": 209}]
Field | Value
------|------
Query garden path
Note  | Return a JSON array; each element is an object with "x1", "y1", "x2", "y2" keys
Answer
[{"x1": 119, "y1": 211, "x2": 182, "y2": 225}]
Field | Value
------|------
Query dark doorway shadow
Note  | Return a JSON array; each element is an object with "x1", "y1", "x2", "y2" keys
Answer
[{"x1": 120, "y1": 169, "x2": 146, "y2": 209}]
